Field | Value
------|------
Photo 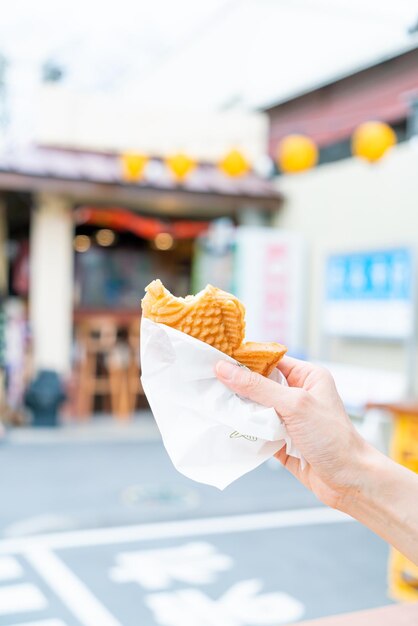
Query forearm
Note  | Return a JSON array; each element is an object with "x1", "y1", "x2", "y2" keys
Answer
[{"x1": 341, "y1": 445, "x2": 418, "y2": 564}]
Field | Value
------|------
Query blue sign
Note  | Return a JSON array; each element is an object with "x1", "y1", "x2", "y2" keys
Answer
[{"x1": 326, "y1": 248, "x2": 413, "y2": 301}]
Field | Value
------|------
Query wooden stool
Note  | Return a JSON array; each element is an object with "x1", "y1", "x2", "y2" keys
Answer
[
  {"x1": 74, "y1": 316, "x2": 145, "y2": 421},
  {"x1": 75, "y1": 318, "x2": 119, "y2": 419},
  {"x1": 126, "y1": 319, "x2": 145, "y2": 414},
  {"x1": 107, "y1": 336, "x2": 134, "y2": 420}
]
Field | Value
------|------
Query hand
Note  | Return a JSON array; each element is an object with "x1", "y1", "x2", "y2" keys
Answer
[{"x1": 215, "y1": 356, "x2": 369, "y2": 510}]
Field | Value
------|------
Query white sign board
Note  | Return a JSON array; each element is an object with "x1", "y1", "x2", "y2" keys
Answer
[
  {"x1": 35, "y1": 86, "x2": 268, "y2": 161},
  {"x1": 323, "y1": 248, "x2": 415, "y2": 339},
  {"x1": 233, "y1": 227, "x2": 307, "y2": 355}
]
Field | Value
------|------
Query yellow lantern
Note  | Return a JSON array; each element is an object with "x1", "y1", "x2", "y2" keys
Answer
[
  {"x1": 352, "y1": 121, "x2": 396, "y2": 163},
  {"x1": 120, "y1": 153, "x2": 149, "y2": 181},
  {"x1": 276, "y1": 134, "x2": 318, "y2": 174},
  {"x1": 219, "y1": 149, "x2": 250, "y2": 177},
  {"x1": 166, "y1": 153, "x2": 196, "y2": 181}
]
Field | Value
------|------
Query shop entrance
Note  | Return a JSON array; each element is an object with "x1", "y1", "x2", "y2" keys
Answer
[{"x1": 71, "y1": 206, "x2": 207, "y2": 420}]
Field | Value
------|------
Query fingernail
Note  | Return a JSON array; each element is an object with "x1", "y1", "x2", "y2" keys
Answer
[{"x1": 216, "y1": 360, "x2": 237, "y2": 381}]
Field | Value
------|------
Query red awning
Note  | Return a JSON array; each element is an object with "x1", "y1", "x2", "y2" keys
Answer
[{"x1": 74, "y1": 206, "x2": 209, "y2": 239}]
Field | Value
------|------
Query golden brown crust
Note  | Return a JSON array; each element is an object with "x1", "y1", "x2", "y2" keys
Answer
[
  {"x1": 141, "y1": 279, "x2": 287, "y2": 376},
  {"x1": 232, "y1": 342, "x2": 287, "y2": 376}
]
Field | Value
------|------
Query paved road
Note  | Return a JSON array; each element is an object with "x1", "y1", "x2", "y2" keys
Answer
[{"x1": 0, "y1": 433, "x2": 391, "y2": 626}]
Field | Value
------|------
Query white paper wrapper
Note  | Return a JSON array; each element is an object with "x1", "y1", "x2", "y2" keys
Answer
[{"x1": 140, "y1": 317, "x2": 302, "y2": 489}]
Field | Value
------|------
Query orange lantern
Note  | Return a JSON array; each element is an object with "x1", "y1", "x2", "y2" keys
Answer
[
  {"x1": 352, "y1": 121, "x2": 396, "y2": 163},
  {"x1": 276, "y1": 134, "x2": 318, "y2": 174},
  {"x1": 219, "y1": 149, "x2": 250, "y2": 177},
  {"x1": 166, "y1": 153, "x2": 196, "y2": 181},
  {"x1": 120, "y1": 153, "x2": 149, "y2": 181}
]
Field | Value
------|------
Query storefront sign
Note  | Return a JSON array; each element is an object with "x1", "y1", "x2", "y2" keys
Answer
[
  {"x1": 234, "y1": 227, "x2": 306, "y2": 354},
  {"x1": 324, "y1": 248, "x2": 415, "y2": 339}
]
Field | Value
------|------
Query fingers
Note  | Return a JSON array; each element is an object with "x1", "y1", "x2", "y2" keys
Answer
[
  {"x1": 215, "y1": 360, "x2": 304, "y2": 418},
  {"x1": 275, "y1": 446, "x2": 304, "y2": 480},
  {"x1": 276, "y1": 355, "x2": 314, "y2": 387}
]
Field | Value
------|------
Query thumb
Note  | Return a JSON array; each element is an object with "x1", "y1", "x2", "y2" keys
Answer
[{"x1": 215, "y1": 360, "x2": 304, "y2": 419}]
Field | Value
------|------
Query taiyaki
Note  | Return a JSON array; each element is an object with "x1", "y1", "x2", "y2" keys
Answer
[{"x1": 141, "y1": 279, "x2": 287, "y2": 376}]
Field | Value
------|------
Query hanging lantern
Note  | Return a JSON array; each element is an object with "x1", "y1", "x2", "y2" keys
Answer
[
  {"x1": 120, "y1": 153, "x2": 149, "y2": 181},
  {"x1": 219, "y1": 149, "x2": 250, "y2": 177},
  {"x1": 352, "y1": 121, "x2": 396, "y2": 163},
  {"x1": 276, "y1": 134, "x2": 318, "y2": 174},
  {"x1": 166, "y1": 153, "x2": 196, "y2": 181}
]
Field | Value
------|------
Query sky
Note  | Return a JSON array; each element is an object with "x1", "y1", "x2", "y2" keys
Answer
[{"x1": 0, "y1": 0, "x2": 417, "y2": 113}]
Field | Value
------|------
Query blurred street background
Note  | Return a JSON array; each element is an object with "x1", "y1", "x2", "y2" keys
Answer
[{"x1": 1, "y1": 1, "x2": 418, "y2": 624}]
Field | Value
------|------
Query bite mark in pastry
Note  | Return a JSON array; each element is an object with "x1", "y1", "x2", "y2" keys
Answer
[{"x1": 141, "y1": 279, "x2": 287, "y2": 376}]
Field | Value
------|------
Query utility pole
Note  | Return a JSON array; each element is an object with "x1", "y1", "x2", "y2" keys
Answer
[{"x1": 407, "y1": 97, "x2": 418, "y2": 140}]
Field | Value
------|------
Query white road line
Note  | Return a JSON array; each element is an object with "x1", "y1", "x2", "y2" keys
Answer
[
  {"x1": 4, "y1": 514, "x2": 76, "y2": 538},
  {"x1": 0, "y1": 583, "x2": 47, "y2": 615},
  {"x1": 26, "y1": 547, "x2": 122, "y2": 626},
  {"x1": 0, "y1": 507, "x2": 352, "y2": 554},
  {"x1": 0, "y1": 555, "x2": 23, "y2": 580},
  {"x1": 4, "y1": 621, "x2": 67, "y2": 626}
]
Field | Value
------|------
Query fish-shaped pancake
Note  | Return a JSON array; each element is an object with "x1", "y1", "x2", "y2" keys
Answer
[{"x1": 141, "y1": 279, "x2": 287, "y2": 376}]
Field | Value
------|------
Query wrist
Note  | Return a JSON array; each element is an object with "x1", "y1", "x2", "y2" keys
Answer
[
  {"x1": 336, "y1": 440, "x2": 418, "y2": 563},
  {"x1": 335, "y1": 439, "x2": 385, "y2": 515}
]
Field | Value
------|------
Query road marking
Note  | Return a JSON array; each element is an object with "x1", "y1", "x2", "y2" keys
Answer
[
  {"x1": 0, "y1": 507, "x2": 352, "y2": 554},
  {"x1": 145, "y1": 580, "x2": 305, "y2": 626},
  {"x1": 4, "y1": 621, "x2": 68, "y2": 626},
  {"x1": 0, "y1": 583, "x2": 47, "y2": 615},
  {"x1": 110, "y1": 542, "x2": 233, "y2": 590},
  {"x1": 0, "y1": 556, "x2": 23, "y2": 580},
  {"x1": 25, "y1": 548, "x2": 122, "y2": 626},
  {"x1": 4, "y1": 514, "x2": 77, "y2": 538}
]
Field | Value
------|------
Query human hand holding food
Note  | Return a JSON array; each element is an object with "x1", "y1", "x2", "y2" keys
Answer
[
  {"x1": 215, "y1": 356, "x2": 418, "y2": 565},
  {"x1": 216, "y1": 356, "x2": 365, "y2": 509},
  {"x1": 142, "y1": 279, "x2": 418, "y2": 563}
]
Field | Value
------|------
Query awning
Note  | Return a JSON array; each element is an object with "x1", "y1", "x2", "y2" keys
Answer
[{"x1": 0, "y1": 146, "x2": 282, "y2": 217}]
